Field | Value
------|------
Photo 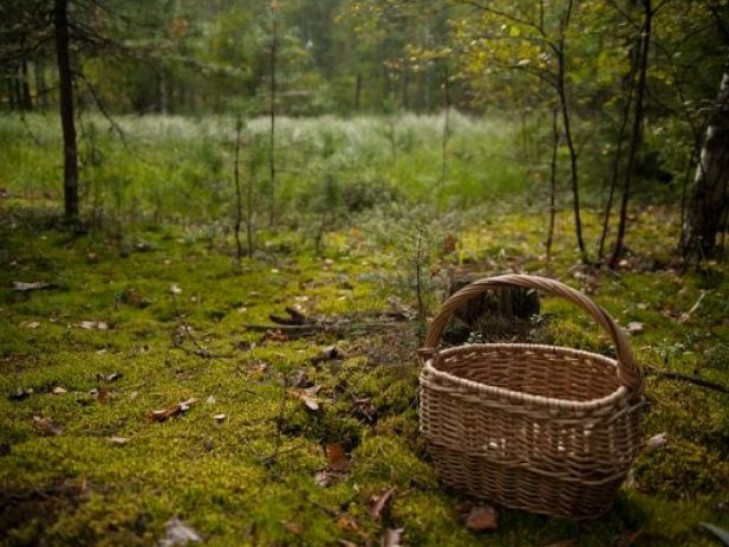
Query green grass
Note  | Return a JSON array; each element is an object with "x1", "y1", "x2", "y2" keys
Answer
[{"x1": 0, "y1": 112, "x2": 529, "y2": 231}]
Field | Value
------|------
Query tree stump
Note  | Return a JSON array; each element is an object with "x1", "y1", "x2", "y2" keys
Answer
[{"x1": 443, "y1": 276, "x2": 542, "y2": 344}]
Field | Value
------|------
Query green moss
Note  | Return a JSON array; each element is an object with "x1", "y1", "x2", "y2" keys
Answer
[{"x1": 0, "y1": 203, "x2": 728, "y2": 545}]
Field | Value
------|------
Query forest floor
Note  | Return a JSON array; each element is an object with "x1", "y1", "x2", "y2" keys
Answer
[{"x1": 1, "y1": 202, "x2": 728, "y2": 546}]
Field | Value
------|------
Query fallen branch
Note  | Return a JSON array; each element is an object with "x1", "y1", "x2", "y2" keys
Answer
[
  {"x1": 243, "y1": 308, "x2": 412, "y2": 340},
  {"x1": 269, "y1": 306, "x2": 314, "y2": 326},
  {"x1": 646, "y1": 366, "x2": 729, "y2": 394}
]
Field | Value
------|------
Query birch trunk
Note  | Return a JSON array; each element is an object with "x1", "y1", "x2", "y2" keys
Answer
[{"x1": 681, "y1": 56, "x2": 729, "y2": 260}]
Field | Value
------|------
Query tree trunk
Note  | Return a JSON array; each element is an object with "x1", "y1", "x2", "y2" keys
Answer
[
  {"x1": 54, "y1": 0, "x2": 79, "y2": 221},
  {"x1": 20, "y1": 54, "x2": 33, "y2": 110},
  {"x1": 545, "y1": 106, "x2": 559, "y2": 262},
  {"x1": 681, "y1": 55, "x2": 729, "y2": 260},
  {"x1": 268, "y1": 7, "x2": 277, "y2": 228},
  {"x1": 597, "y1": 57, "x2": 636, "y2": 262},
  {"x1": 610, "y1": 0, "x2": 652, "y2": 268},
  {"x1": 555, "y1": 0, "x2": 587, "y2": 263},
  {"x1": 35, "y1": 59, "x2": 48, "y2": 109}
]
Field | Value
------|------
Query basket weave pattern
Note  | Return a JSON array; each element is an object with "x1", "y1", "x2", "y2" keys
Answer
[{"x1": 418, "y1": 275, "x2": 645, "y2": 519}]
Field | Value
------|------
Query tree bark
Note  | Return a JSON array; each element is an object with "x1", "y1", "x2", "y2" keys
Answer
[
  {"x1": 681, "y1": 55, "x2": 729, "y2": 260},
  {"x1": 610, "y1": 0, "x2": 652, "y2": 267},
  {"x1": 54, "y1": 0, "x2": 79, "y2": 220},
  {"x1": 545, "y1": 106, "x2": 559, "y2": 262},
  {"x1": 556, "y1": 0, "x2": 587, "y2": 263}
]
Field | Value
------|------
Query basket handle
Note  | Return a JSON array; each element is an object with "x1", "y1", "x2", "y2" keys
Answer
[{"x1": 418, "y1": 274, "x2": 643, "y2": 395}]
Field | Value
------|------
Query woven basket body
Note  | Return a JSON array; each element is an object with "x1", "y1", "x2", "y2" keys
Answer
[{"x1": 418, "y1": 275, "x2": 645, "y2": 519}]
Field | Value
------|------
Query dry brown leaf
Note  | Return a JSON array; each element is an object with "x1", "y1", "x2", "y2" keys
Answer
[
  {"x1": 20, "y1": 321, "x2": 40, "y2": 329},
  {"x1": 368, "y1": 487, "x2": 396, "y2": 520},
  {"x1": 149, "y1": 398, "x2": 199, "y2": 422},
  {"x1": 52, "y1": 386, "x2": 68, "y2": 395},
  {"x1": 465, "y1": 505, "x2": 498, "y2": 532},
  {"x1": 282, "y1": 521, "x2": 303, "y2": 534},
  {"x1": 326, "y1": 443, "x2": 350, "y2": 472},
  {"x1": 337, "y1": 515, "x2": 367, "y2": 539},
  {"x1": 32, "y1": 416, "x2": 63, "y2": 436},
  {"x1": 96, "y1": 388, "x2": 111, "y2": 404},
  {"x1": 213, "y1": 413, "x2": 227, "y2": 424}
]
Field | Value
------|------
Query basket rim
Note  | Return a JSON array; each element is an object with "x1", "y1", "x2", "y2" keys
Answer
[{"x1": 421, "y1": 342, "x2": 634, "y2": 411}]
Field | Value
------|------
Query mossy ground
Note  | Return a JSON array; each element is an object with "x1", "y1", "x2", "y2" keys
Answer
[{"x1": 0, "y1": 201, "x2": 728, "y2": 546}]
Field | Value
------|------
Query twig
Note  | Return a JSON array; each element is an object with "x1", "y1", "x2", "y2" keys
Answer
[
  {"x1": 679, "y1": 290, "x2": 708, "y2": 323},
  {"x1": 646, "y1": 366, "x2": 729, "y2": 394},
  {"x1": 267, "y1": 375, "x2": 288, "y2": 466},
  {"x1": 170, "y1": 295, "x2": 231, "y2": 358}
]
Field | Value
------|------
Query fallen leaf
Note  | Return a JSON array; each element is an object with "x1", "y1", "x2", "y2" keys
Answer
[
  {"x1": 33, "y1": 416, "x2": 63, "y2": 436},
  {"x1": 336, "y1": 515, "x2": 367, "y2": 539},
  {"x1": 314, "y1": 470, "x2": 332, "y2": 487},
  {"x1": 368, "y1": 487, "x2": 396, "y2": 520},
  {"x1": 282, "y1": 521, "x2": 303, "y2": 534},
  {"x1": 205, "y1": 395, "x2": 216, "y2": 405},
  {"x1": 170, "y1": 284, "x2": 182, "y2": 295},
  {"x1": 465, "y1": 505, "x2": 498, "y2": 532},
  {"x1": 382, "y1": 528, "x2": 404, "y2": 547},
  {"x1": 352, "y1": 398, "x2": 377, "y2": 424},
  {"x1": 91, "y1": 388, "x2": 111, "y2": 404},
  {"x1": 292, "y1": 386, "x2": 322, "y2": 411},
  {"x1": 626, "y1": 322, "x2": 644, "y2": 335},
  {"x1": 213, "y1": 413, "x2": 227, "y2": 424},
  {"x1": 311, "y1": 345, "x2": 344, "y2": 365},
  {"x1": 79, "y1": 320, "x2": 109, "y2": 330},
  {"x1": 106, "y1": 372, "x2": 122, "y2": 382},
  {"x1": 291, "y1": 369, "x2": 312, "y2": 388},
  {"x1": 52, "y1": 386, "x2": 68, "y2": 395},
  {"x1": 13, "y1": 281, "x2": 52, "y2": 292},
  {"x1": 109, "y1": 436, "x2": 130, "y2": 445},
  {"x1": 20, "y1": 321, "x2": 40, "y2": 329},
  {"x1": 301, "y1": 394, "x2": 320, "y2": 410},
  {"x1": 160, "y1": 517, "x2": 202, "y2": 546},
  {"x1": 325, "y1": 443, "x2": 350, "y2": 472},
  {"x1": 148, "y1": 398, "x2": 199, "y2": 422},
  {"x1": 645, "y1": 432, "x2": 668, "y2": 451},
  {"x1": 9, "y1": 387, "x2": 33, "y2": 401}
]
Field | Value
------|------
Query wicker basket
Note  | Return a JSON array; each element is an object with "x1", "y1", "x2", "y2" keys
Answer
[{"x1": 418, "y1": 274, "x2": 645, "y2": 519}]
